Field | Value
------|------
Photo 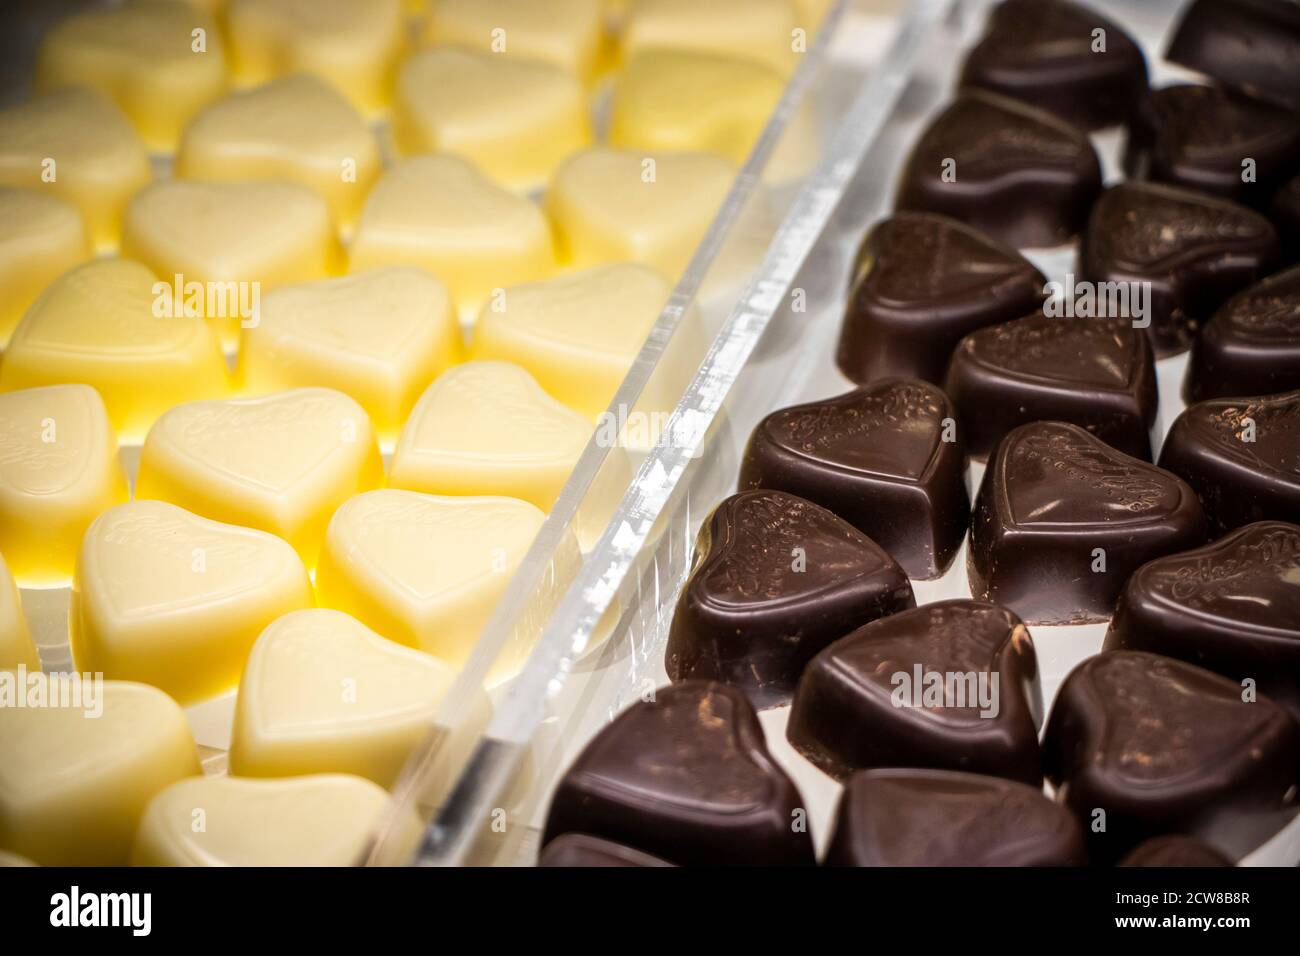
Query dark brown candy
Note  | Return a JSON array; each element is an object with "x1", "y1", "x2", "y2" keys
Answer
[
  {"x1": 959, "y1": 0, "x2": 1148, "y2": 131},
  {"x1": 1123, "y1": 84, "x2": 1300, "y2": 208},
  {"x1": 824, "y1": 768, "x2": 1087, "y2": 867},
  {"x1": 895, "y1": 90, "x2": 1102, "y2": 249},
  {"x1": 1183, "y1": 266, "x2": 1300, "y2": 402},
  {"x1": 542, "y1": 681, "x2": 815, "y2": 866},
  {"x1": 970, "y1": 421, "x2": 1206, "y2": 625},
  {"x1": 787, "y1": 600, "x2": 1043, "y2": 785},
  {"x1": 1079, "y1": 182, "x2": 1279, "y2": 357},
  {"x1": 1272, "y1": 174, "x2": 1300, "y2": 262},
  {"x1": 1118, "y1": 836, "x2": 1234, "y2": 868},
  {"x1": 537, "y1": 834, "x2": 674, "y2": 867},
  {"x1": 836, "y1": 213, "x2": 1046, "y2": 385},
  {"x1": 666, "y1": 490, "x2": 914, "y2": 708},
  {"x1": 1043, "y1": 651, "x2": 1300, "y2": 862},
  {"x1": 1104, "y1": 521, "x2": 1300, "y2": 724},
  {"x1": 1157, "y1": 390, "x2": 1300, "y2": 536},
  {"x1": 945, "y1": 313, "x2": 1158, "y2": 462},
  {"x1": 738, "y1": 380, "x2": 968, "y2": 579},
  {"x1": 1166, "y1": 0, "x2": 1300, "y2": 110}
]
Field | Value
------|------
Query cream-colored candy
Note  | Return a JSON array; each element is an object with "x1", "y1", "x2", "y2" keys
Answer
[
  {"x1": 240, "y1": 269, "x2": 461, "y2": 448},
  {"x1": 621, "y1": 0, "x2": 800, "y2": 76},
  {"x1": 389, "y1": 361, "x2": 591, "y2": 514},
  {"x1": 131, "y1": 773, "x2": 422, "y2": 866},
  {"x1": 471, "y1": 264, "x2": 669, "y2": 420},
  {"x1": 176, "y1": 75, "x2": 381, "y2": 229},
  {"x1": 34, "y1": 0, "x2": 229, "y2": 151},
  {"x1": 122, "y1": 180, "x2": 341, "y2": 349},
  {"x1": 71, "y1": 500, "x2": 313, "y2": 705},
  {"x1": 0, "y1": 88, "x2": 151, "y2": 251},
  {"x1": 225, "y1": 0, "x2": 405, "y2": 116},
  {"x1": 136, "y1": 389, "x2": 383, "y2": 567},
  {"x1": 0, "y1": 259, "x2": 229, "y2": 444},
  {"x1": 0, "y1": 677, "x2": 200, "y2": 866},
  {"x1": 0, "y1": 554, "x2": 38, "y2": 671},
  {"x1": 0, "y1": 386, "x2": 130, "y2": 588},
  {"x1": 393, "y1": 48, "x2": 592, "y2": 193},
  {"x1": 0, "y1": 189, "x2": 89, "y2": 346},
  {"x1": 317, "y1": 490, "x2": 568, "y2": 676},
  {"x1": 424, "y1": 0, "x2": 604, "y2": 83},
  {"x1": 608, "y1": 50, "x2": 785, "y2": 164},
  {"x1": 350, "y1": 155, "x2": 555, "y2": 320},
  {"x1": 546, "y1": 148, "x2": 733, "y2": 277},
  {"x1": 230, "y1": 608, "x2": 489, "y2": 787}
]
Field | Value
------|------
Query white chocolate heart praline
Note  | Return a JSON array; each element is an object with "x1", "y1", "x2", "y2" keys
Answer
[
  {"x1": 230, "y1": 608, "x2": 491, "y2": 787},
  {"x1": 71, "y1": 500, "x2": 314, "y2": 705},
  {"x1": 0, "y1": 676, "x2": 200, "y2": 866},
  {"x1": 136, "y1": 387, "x2": 384, "y2": 567}
]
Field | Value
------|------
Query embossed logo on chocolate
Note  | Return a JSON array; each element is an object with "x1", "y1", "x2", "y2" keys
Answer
[
  {"x1": 1149, "y1": 524, "x2": 1300, "y2": 615},
  {"x1": 862, "y1": 214, "x2": 1037, "y2": 303},
  {"x1": 763, "y1": 381, "x2": 944, "y2": 479},
  {"x1": 1090, "y1": 182, "x2": 1273, "y2": 268},
  {"x1": 966, "y1": 314, "x2": 1138, "y2": 388},
  {"x1": 1004, "y1": 423, "x2": 1176, "y2": 523},
  {"x1": 699, "y1": 491, "x2": 890, "y2": 605},
  {"x1": 1194, "y1": 392, "x2": 1300, "y2": 475},
  {"x1": 1082, "y1": 653, "x2": 1278, "y2": 782}
]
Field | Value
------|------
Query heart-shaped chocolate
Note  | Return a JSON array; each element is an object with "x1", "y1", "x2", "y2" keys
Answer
[
  {"x1": 1184, "y1": 266, "x2": 1300, "y2": 402},
  {"x1": 230, "y1": 608, "x2": 491, "y2": 788},
  {"x1": 970, "y1": 421, "x2": 1206, "y2": 624},
  {"x1": 1124, "y1": 84, "x2": 1300, "y2": 207},
  {"x1": 1158, "y1": 390, "x2": 1300, "y2": 536},
  {"x1": 946, "y1": 313, "x2": 1158, "y2": 461},
  {"x1": 136, "y1": 388, "x2": 384, "y2": 566},
  {"x1": 0, "y1": 677, "x2": 200, "y2": 866},
  {"x1": 666, "y1": 489, "x2": 914, "y2": 707},
  {"x1": 895, "y1": 90, "x2": 1102, "y2": 249},
  {"x1": 959, "y1": 0, "x2": 1148, "y2": 131},
  {"x1": 835, "y1": 212, "x2": 1046, "y2": 385},
  {"x1": 1044, "y1": 651, "x2": 1300, "y2": 861},
  {"x1": 72, "y1": 500, "x2": 314, "y2": 704},
  {"x1": 1166, "y1": 0, "x2": 1300, "y2": 112},
  {"x1": 787, "y1": 600, "x2": 1043, "y2": 785},
  {"x1": 1078, "y1": 181, "x2": 1279, "y2": 356},
  {"x1": 739, "y1": 380, "x2": 968, "y2": 579},
  {"x1": 1105, "y1": 521, "x2": 1300, "y2": 722},
  {"x1": 542, "y1": 680, "x2": 814, "y2": 866},
  {"x1": 824, "y1": 768, "x2": 1087, "y2": 867}
]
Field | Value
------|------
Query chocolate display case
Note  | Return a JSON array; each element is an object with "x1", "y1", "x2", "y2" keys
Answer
[{"x1": 387, "y1": 0, "x2": 1300, "y2": 867}]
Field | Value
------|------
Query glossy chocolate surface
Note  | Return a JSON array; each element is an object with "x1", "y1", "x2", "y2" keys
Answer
[
  {"x1": 970, "y1": 421, "x2": 1206, "y2": 624},
  {"x1": 895, "y1": 90, "x2": 1103, "y2": 249},
  {"x1": 666, "y1": 490, "x2": 914, "y2": 707},
  {"x1": 1166, "y1": 0, "x2": 1300, "y2": 110},
  {"x1": 1043, "y1": 651, "x2": 1300, "y2": 862},
  {"x1": 1124, "y1": 84, "x2": 1300, "y2": 207},
  {"x1": 836, "y1": 213, "x2": 1046, "y2": 385},
  {"x1": 945, "y1": 313, "x2": 1158, "y2": 461},
  {"x1": 542, "y1": 681, "x2": 815, "y2": 866},
  {"x1": 824, "y1": 768, "x2": 1087, "y2": 867},
  {"x1": 787, "y1": 600, "x2": 1043, "y2": 784},
  {"x1": 738, "y1": 380, "x2": 968, "y2": 579},
  {"x1": 537, "y1": 834, "x2": 675, "y2": 867},
  {"x1": 960, "y1": 0, "x2": 1148, "y2": 131},
  {"x1": 1104, "y1": 521, "x2": 1300, "y2": 723},
  {"x1": 1158, "y1": 390, "x2": 1300, "y2": 536},
  {"x1": 1184, "y1": 266, "x2": 1300, "y2": 402},
  {"x1": 1078, "y1": 182, "x2": 1279, "y2": 356},
  {"x1": 1118, "y1": 835, "x2": 1234, "y2": 868}
]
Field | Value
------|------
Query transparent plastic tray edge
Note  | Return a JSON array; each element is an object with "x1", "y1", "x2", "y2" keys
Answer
[{"x1": 373, "y1": 0, "x2": 959, "y2": 868}]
